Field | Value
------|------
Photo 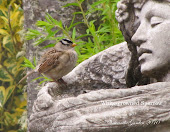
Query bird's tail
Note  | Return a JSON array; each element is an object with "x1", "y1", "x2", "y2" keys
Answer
[{"x1": 18, "y1": 70, "x2": 36, "y2": 84}]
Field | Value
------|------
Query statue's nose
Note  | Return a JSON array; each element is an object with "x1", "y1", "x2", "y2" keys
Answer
[{"x1": 131, "y1": 23, "x2": 147, "y2": 47}]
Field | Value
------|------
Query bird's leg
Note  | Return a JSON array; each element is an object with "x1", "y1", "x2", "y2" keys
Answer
[
  {"x1": 57, "y1": 78, "x2": 67, "y2": 85},
  {"x1": 50, "y1": 78, "x2": 67, "y2": 88}
]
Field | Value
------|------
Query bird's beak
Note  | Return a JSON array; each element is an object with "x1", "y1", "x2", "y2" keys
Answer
[{"x1": 71, "y1": 43, "x2": 77, "y2": 47}]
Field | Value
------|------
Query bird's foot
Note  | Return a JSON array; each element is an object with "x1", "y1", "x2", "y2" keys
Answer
[
  {"x1": 52, "y1": 78, "x2": 67, "y2": 88},
  {"x1": 57, "y1": 78, "x2": 66, "y2": 83},
  {"x1": 58, "y1": 78, "x2": 67, "y2": 85}
]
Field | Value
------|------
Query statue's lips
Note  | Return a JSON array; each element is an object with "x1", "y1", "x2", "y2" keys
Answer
[{"x1": 138, "y1": 48, "x2": 152, "y2": 57}]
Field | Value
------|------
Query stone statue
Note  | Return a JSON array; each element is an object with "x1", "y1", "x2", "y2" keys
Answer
[{"x1": 28, "y1": 0, "x2": 170, "y2": 132}]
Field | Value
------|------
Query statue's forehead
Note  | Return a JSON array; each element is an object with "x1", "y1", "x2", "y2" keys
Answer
[
  {"x1": 116, "y1": 0, "x2": 170, "y2": 23},
  {"x1": 116, "y1": 0, "x2": 170, "y2": 37},
  {"x1": 139, "y1": 1, "x2": 170, "y2": 19}
]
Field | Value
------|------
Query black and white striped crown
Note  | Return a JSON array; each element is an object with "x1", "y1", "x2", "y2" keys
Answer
[{"x1": 60, "y1": 39, "x2": 73, "y2": 45}]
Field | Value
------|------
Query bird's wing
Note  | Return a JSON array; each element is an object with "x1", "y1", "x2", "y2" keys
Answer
[{"x1": 38, "y1": 48, "x2": 63, "y2": 73}]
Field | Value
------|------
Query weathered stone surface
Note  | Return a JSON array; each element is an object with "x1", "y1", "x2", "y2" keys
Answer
[
  {"x1": 63, "y1": 42, "x2": 130, "y2": 93},
  {"x1": 29, "y1": 82, "x2": 170, "y2": 132}
]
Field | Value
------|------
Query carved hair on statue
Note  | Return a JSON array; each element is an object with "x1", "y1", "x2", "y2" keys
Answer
[{"x1": 115, "y1": 0, "x2": 152, "y2": 88}]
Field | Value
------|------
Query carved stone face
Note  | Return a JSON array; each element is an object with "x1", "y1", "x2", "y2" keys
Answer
[{"x1": 131, "y1": 1, "x2": 170, "y2": 77}]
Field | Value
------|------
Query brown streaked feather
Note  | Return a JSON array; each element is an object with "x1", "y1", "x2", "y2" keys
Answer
[
  {"x1": 38, "y1": 48, "x2": 63, "y2": 73},
  {"x1": 39, "y1": 48, "x2": 57, "y2": 63}
]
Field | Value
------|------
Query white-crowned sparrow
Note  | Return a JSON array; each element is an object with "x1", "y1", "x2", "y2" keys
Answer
[{"x1": 19, "y1": 39, "x2": 78, "y2": 84}]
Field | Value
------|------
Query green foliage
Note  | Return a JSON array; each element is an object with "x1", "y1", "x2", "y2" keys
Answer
[
  {"x1": 26, "y1": 0, "x2": 124, "y2": 64},
  {"x1": 0, "y1": 0, "x2": 26, "y2": 131},
  {"x1": 22, "y1": 57, "x2": 36, "y2": 70},
  {"x1": 25, "y1": 0, "x2": 124, "y2": 84}
]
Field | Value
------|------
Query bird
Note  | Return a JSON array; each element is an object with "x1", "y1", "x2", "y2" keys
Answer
[{"x1": 18, "y1": 38, "x2": 78, "y2": 84}]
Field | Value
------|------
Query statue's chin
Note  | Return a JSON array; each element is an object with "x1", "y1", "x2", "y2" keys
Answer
[
  {"x1": 141, "y1": 66, "x2": 153, "y2": 77},
  {"x1": 141, "y1": 62, "x2": 168, "y2": 79}
]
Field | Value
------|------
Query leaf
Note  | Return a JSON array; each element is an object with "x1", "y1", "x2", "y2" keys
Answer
[
  {"x1": 46, "y1": 29, "x2": 59, "y2": 39},
  {"x1": 76, "y1": 34, "x2": 91, "y2": 39},
  {"x1": 0, "y1": 86, "x2": 5, "y2": 107},
  {"x1": 97, "y1": 26, "x2": 110, "y2": 33},
  {"x1": 45, "y1": 15, "x2": 53, "y2": 24},
  {"x1": 28, "y1": 28, "x2": 41, "y2": 34},
  {"x1": 68, "y1": 22, "x2": 83, "y2": 30},
  {"x1": 33, "y1": 37, "x2": 46, "y2": 46},
  {"x1": 0, "y1": 65, "x2": 13, "y2": 82},
  {"x1": 0, "y1": 29, "x2": 9, "y2": 35},
  {"x1": 36, "y1": 20, "x2": 52, "y2": 27},
  {"x1": 73, "y1": 12, "x2": 83, "y2": 15},
  {"x1": 4, "y1": 112, "x2": 15, "y2": 126},
  {"x1": 4, "y1": 85, "x2": 15, "y2": 105},
  {"x1": 32, "y1": 76, "x2": 46, "y2": 81},
  {"x1": 90, "y1": 0, "x2": 105, "y2": 7},
  {"x1": 86, "y1": 29, "x2": 90, "y2": 34},
  {"x1": 0, "y1": 8, "x2": 7, "y2": 17},
  {"x1": 42, "y1": 43, "x2": 55, "y2": 49},
  {"x1": 46, "y1": 13, "x2": 63, "y2": 28},
  {"x1": 63, "y1": 3, "x2": 79, "y2": 7},
  {"x1": 72, "y1": 27, "x2": 76, "y2": 41},
  {"x1": 10, "y1": 11, "x2": 20, "y2": 27},
  {"x1": 3, "y1": 35, "x2": 15, "y2": 54},
  {"x1": 79, "y1": 0, "x2": 85, "y2": 4},
  {"x1": 3, "y1": 58, "x2": 18, "y2": 76},
  {"x1": 9, "y1": 0, "x2": 16, "y2": 6},
  {"x1": 21, "y1": 57, "x2": 35, "y2": 69},
  {"x1": 0, "y1": 85, "x2": 15, "y2": 107},
  {"x1": 0, "y1": 16, "x2": 8, "y2": 23},
  {"x1": 39, "y1": 78, "x2": 51, "y2": 84},
  {"x1": 26, "y1": 28, "x2": 42, "y2": 40},
  {"x1": 19, "y1": 15, "x2": 24, "y2": 26}
]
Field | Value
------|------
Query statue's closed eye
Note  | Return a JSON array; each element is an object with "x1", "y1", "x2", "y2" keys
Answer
[{"x1": 150, "y1": 16, "x2": 164, "y2": 27}]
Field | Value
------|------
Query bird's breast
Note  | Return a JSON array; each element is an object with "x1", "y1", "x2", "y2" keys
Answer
[{"x1": 44, "y1": 50, "x2": 77, "y2": 80}]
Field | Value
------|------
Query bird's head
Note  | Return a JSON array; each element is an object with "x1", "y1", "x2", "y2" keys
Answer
[{"x1": 55, "y1": 39, "x2": 77, "y2": 50}]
